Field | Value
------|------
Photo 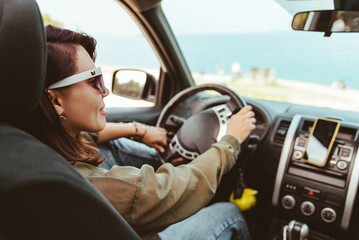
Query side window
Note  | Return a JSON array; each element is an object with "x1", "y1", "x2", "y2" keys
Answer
[{"x1": 37, "y1": 0, "x2": 160, "y2": 108}]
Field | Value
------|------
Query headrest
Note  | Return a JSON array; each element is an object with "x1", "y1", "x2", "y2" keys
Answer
[{"x1": 0, "y1": 0, "x2": 46, "y2": 120}]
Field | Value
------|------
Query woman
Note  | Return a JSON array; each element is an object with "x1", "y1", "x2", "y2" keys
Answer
[{"x1": 18, "y1": 25, "x2": 256, "y2": 240}]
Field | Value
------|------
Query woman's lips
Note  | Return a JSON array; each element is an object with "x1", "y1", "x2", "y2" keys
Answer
[{"x1": 100, "y1": 106, "x2": 107, "y2": 115}]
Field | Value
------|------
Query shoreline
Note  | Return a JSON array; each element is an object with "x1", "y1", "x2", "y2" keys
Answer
[{"x1": 99, "y1": 65, "x2": 359, "y2": 112}]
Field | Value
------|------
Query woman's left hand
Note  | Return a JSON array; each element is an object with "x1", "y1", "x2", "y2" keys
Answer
[{"x1": 141, "y1": 126, "x2": 168, "y2": 153}]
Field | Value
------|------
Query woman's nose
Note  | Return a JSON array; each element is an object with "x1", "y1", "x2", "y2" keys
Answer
[{"x1": 102, "y1": 87, "x2": 110, "y2": 98}]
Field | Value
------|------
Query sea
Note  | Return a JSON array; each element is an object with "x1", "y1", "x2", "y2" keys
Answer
[{"x1": 95, "y1": 31, "x2": 359, "y2": 89}]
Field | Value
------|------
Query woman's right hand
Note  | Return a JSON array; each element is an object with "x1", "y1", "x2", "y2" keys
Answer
[
  {"x1": 141, "y1": 126, "x2": 168, "y2": 153},
  {"x1": 227, "y1": 105, "x2": 256, "y2": 144}
]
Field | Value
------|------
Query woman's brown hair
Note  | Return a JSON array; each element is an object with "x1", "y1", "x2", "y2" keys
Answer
[{"x1": 15, "y1": 25, "x2": 104, "y2": 165}]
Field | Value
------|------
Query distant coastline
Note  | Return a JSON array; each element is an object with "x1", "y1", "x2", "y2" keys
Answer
[
  {"x1": 100, "y1": 64, "x2": 359, "y2": 113},
  {"x1": 194, "y1": 72, "x2": 359, "y2": 113},
  {"x1": 96, "y1": 32, "x2": 359, "y2": 89}
]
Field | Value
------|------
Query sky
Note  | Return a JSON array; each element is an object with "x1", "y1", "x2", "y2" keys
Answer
[{"x1": 36, "y1": 0, "x2": 299, "y2": 35}]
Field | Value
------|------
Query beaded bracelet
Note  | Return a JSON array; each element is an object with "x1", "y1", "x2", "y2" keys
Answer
[{"x1": 132, "y1": 122, "x2": 147, "y2": 141}]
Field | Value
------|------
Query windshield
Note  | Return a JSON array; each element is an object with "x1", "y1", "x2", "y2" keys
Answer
[
  {"x1": 36, "y1": 0, "x2": 359, "y2": 112},
  {"x1": 163, "y1": 0, "x2": 359, "y2": 112}
]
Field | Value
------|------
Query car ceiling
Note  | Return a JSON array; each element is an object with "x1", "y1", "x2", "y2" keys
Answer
[
  {"x1": 275, "y1": 0, "x2": 334, "y2": 15},
  {"x1": 276, "y1": 0, "x2": 359, "y2": 15},
  {"x1": 121, "y1": 0, "x2": 161, "y2": 12}
]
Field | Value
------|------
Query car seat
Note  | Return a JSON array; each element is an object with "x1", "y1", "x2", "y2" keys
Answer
[{"x1": 0, "y1": 0, "x2": 140, "y2": 239}]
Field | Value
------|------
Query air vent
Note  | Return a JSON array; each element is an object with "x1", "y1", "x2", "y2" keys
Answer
[{"x1": 273, "y1": 120, "x2": 291, "y2": 145}]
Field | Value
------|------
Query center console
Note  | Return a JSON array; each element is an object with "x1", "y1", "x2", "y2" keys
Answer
[{"x1": 271, "y1": 115, "x2": 359, "y2": 239}]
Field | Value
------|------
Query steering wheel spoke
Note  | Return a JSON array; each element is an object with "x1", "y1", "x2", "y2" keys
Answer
[
  {"x1": 156, "y1": 84, "x2": 247, "y2": 163},
  {"x1": 170, "y1": 136, "x2": 199, "y2": 161},
  {"x1": 211, "y1": 104, "x2": 232, "y2": 142},
  {"x1": 166, "y1": 114, "x2": 186, "y2": 128}
]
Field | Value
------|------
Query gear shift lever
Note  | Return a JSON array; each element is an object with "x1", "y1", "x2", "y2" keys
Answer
[{"x1": 283, "y1": 220, "x2": 309, "y2": 240}]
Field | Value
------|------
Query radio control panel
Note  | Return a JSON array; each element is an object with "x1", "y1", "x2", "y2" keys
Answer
[
  {"x1": 292, "y1": 133, "x2": 355, "y2": 175},
  {"x1": 272, "y1": 115, "x2": 359, "y2": 234}
]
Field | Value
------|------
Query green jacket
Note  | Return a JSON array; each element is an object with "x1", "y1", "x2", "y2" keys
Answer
[{"x1": 75, "y1": 135, "x2": 241, "y2": 239}]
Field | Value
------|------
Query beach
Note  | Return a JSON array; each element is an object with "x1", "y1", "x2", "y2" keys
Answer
[{"x1": 100, "y1": 65, "x2": 359, "y2": 113}]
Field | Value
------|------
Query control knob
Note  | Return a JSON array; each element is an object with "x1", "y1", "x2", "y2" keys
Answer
[
  {"x1": 300, "y1": 201, "x2": 315, "y2": 216},
  {"x1": 293, "y1": 150, "x2": 303, "y2": 160},
  {"x1": 282, "y1": 195, "x2": 296, "y2": 210},
  {"x1": 321, "y1": 207, "x2": 337, "y2": 223}
]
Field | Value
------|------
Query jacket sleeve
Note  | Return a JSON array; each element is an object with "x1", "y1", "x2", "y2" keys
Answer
[{"x1": 75, "y1": 135, "x2": 240, "y2": 233}]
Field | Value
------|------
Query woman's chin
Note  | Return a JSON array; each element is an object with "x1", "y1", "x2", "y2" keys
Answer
[
  {"x1": 89, "y1": 118, "x2": 106, "y2": 132},
  {"x1": 99, "y1": 117, "x2": 107, "y2": 130},
  {"x1": 96, "y1": 123, "x2": 106, "y2": 132}
]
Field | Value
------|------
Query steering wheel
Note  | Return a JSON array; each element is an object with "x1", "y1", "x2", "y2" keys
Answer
[{"x1": 156, "y1": 84, "x2": 247, "y2": 163}]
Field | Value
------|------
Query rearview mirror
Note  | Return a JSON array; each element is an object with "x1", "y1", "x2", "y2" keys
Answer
[
  {"x1": 112, "y1": 69, "x2": 156, "y2": 102},
  {"x1": 292, "y1": 10, "x2": 359, "y2": 33}
]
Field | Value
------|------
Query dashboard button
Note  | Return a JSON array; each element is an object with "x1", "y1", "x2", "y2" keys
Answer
[
  {"x1": 340, "y1": 148, "x2": 351, "y2": 158},
  {"x1": 296, "y1": 137, "x2": 307, "y2": 148},
  {"x1": 282, "y1": 195, "x2": 296, "y2": 210},
  {"x1": 302, "y1": 186, "x2": 320, "y2": 199},
  {"x1": 301, "y1": 201, "x2": 315, "y2": 216},
  {"x1": 285, "y1": 183, "x2": 298, "y2": 192},
  {"x1": 337, "y1": 161, "x2": 348, "y2": 170},
  {"x1": 329, "y1": 160, "x2": 337, "y2": 167},
  {"x1": 321, "y1": 208, "x2": 337, "y2": 223},
  {"x1": 293, "y1": 150, "x2": 303, "y2": 160}
]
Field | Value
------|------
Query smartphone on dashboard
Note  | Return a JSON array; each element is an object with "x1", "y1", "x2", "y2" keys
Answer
[{"x1": 302, "y1": 118, "x2": 340, "y2": 167}]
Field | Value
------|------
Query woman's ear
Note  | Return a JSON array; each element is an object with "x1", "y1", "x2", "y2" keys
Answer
[{"x1": 47, "y1": 90, "x2": 64, "y2": 116}]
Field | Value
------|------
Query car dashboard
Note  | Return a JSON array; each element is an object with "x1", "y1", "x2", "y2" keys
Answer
[
  {"x1": 273, "y1": 115, "x2": 359, "y2": 238},
  {"x1": 242, "y1": 98, "x2": 359, "y2": 239}
]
